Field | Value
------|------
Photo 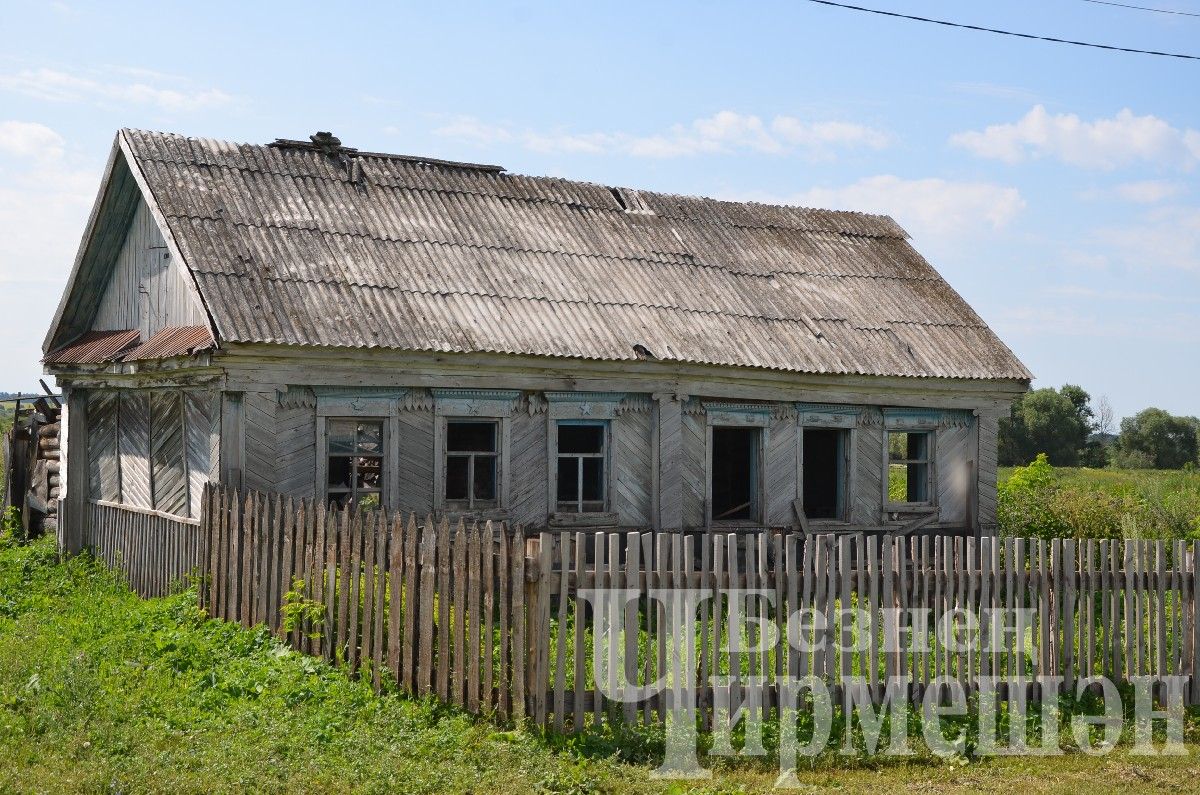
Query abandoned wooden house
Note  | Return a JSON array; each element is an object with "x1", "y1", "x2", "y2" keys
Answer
[{"x1": 43, "y1": 129, "x2": 1030, "y2": 552}]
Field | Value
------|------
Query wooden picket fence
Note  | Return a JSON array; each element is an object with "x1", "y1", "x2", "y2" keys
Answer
[
  {"x1": 86, "y1": 499, "x2": 206, "y2": 598},
  {"x1": 187, "y1": 484, "x2": 1200, "y2": 730}
]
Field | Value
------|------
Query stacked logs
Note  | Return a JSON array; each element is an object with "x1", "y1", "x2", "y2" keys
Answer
[{"x1": 2, "y1": 394, "x2": 61, "y2": 538}]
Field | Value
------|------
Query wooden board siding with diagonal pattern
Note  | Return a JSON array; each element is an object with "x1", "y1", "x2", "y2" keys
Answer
[
  {"x1": 87, "y1": 391, "x2": 120, "y2": 502},
  {"x1": 243, "y1": 391, "x2": 277, "y2": 494},
  {"x1": 275, "y1": 403, "x2": 316, "y2": 500},
  {"x1": 977, "y1": 416, "x2": 999, "y2": 533},
  {"x1": 509, "y1": 412, "x2": 547, "y2": 526},
  {"x1": 396, "y1": 410, "x2": 435, "y2": 514},
  {"x1": 117, "y1": 392, "x2": 152, "y2": 508},
  {"x1": 681, "y1": 412, "x2": 706, "y2": 529},
  {"x1": 184, "y1": 391, "x2": 219, "y2": 518},
  {"x1": 765, "y1": 415, "x2": 798, "y2": 526},
  {"x1": 149, "y1": 391, "x2": 187, "y2": 516},
  {"x1": 936, "y1": 424, "x2": 972, "y2": 526},
  {"x1": 853, "y1": 423, "x2": 884, "y2": 525},
  {"x1": 612, "y1": 410, "x2": 652, "y2": 526}
]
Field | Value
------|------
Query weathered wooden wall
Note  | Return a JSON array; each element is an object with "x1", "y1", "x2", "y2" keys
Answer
[{"x1": 92, "y1": 199, "x2": 207, "y2": 337}]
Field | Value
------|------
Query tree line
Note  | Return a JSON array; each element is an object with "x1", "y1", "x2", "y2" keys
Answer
[{"x1": 999, "y1": 385, "x2": 1200, "y2": 470}]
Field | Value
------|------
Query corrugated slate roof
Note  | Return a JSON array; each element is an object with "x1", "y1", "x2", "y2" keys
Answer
[
  {"x1": 120, "y1": 129, "x2": 1030, "y2": 381},
  {"x1": 122, "y1": 325, "x2": 214, "y2": 361},
  {"x1": 44, "y1": 329, "x2": 140, "y2": 364}
]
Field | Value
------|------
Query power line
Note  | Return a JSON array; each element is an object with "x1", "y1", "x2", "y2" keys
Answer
[
  {"x1": 803, "y1": 0, "x2": 1200, "y2": 60},
  {"x1": 1078, "y1": 0, "x2": 1200, "y2": 18}
]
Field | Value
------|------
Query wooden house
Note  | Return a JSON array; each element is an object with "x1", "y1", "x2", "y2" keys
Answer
[{"x1": 43, "y1": 130, "x2": 1030, "y2": 551}]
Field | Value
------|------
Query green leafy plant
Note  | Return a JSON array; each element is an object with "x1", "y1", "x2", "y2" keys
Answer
[{"x1": 281, "y1": 576, "x2": 324, "y2": 641}]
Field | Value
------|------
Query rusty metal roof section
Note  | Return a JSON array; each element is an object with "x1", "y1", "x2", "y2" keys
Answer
[
  {"x1": 118, "y1": 128, "x2": 1031, "y2": 381},
  {"x1": 44, "y1": 329, "x2": 140, "y2": 365},
  {"x1": 122, "y1": 325, "x2": 215, "y2": 361}
]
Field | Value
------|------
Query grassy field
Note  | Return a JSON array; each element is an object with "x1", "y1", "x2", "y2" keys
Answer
[
  {"x1": 997, "y1": 461, "x2": 1200, "y2": 540},
  {"x1": 5, "y1": 534, "x2": 1200, "y2": 793}
]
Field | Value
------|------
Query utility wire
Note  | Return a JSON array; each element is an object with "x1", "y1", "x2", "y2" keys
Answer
[
  {"x1": 803, "y1": 0, "x2": 1200, "y2": 60},
  {"x1": 1078, "y1": 0, "x2": 1200, "y2": 18}
]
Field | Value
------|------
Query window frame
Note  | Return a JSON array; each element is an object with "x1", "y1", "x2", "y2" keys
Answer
[
  {"x1": 883, "y1": 428, "x2": 936, "y2": 510},
  {"x1": 441, "y1": 417, "x2": 502, "y2": 511},
  {"x1": 552, "y1": 419, "x2": 610, "y2": 514},
  {"x1": 322, "y1": 416, "x2": 388, "y2": 510},
  {"x1": 704, "y1": 409, "x2": 769, "y2": 527},
  {"x1": 799, "y1": 425, "x2": 853, "y2": 524}
]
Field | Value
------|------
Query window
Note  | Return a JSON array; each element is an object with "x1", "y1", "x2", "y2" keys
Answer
[
  {"x1": 710, "y1": 426, "x2": 762, "y2": 522},
  {"x1": 326, "y1": 419, "x2": 384, "y2": 509},
  {"x1": 556, "y1": 421, "x2": 607, "y2": 513},
  {"x1": 803, "y1": 428, "x2": 847, "y2": 520},
  {"x1": 888, "y1": 431, "x2": 932, "y2": 504},
  {"x1": 445, "y1": 420, "x2": 499, "y2": 509}
]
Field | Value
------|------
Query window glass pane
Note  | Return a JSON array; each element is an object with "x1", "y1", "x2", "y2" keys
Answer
[
  {"x1": 558, "y1": 423, "x2": 604, "y2": 455},
  {"x1": 355, "y1": 456, "x2": 382, "y2": 489},
  {"x1": 557, "y1": 456, "x2": 578, "y2": 502},
  {"x1": 445, "y1": 455, "x2": 469, "y2": 500},
  {"x1": 357, "y1": 421, "x2": 382, "y2": 454},
  {"x1": 328, "y1": 456, "x2": 352, "y2": 488},
  {"x1": 447, "y1": 421, "x2": 496, "y2": 452},
  {"x1": 581, "y1": 457, "x2": 604, "y2": 502},
  {"x1": 473, "y1": 455, "x2": 497, "y2": 500},
  {"x1": 328, "y1": 420, "x2": 356, "y2": 454}
]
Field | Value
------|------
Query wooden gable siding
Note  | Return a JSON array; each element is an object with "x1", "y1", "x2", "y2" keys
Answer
[
  {"x1": 92, "y1": 199, "x2": 206, "y2": 339},
  {"x1": 681, "y1": 412, "x2": 706, "y2": 529},
  {"x1": 183, "y1": 391, "x2": 220, "y2": 518},
  {"x1": 275, "y1": 402, "x2": 316, "y2": 499},
  {"x1": 148, "y1": 391, "x2": 187, "y2": 516},
  {"x1": 853, "y1": 423, "x2": 885, "y2": 525},
  {"x1": 936, "y1": 424, "x2": 973, "y2": 526},
  {"x1": 243, "y1": 392, "x2": 278, "y2": 494},
  {"x1": 765, "y1": 414, "x2": 799, "y2": 526},
  {"x1": 87, "y1": 391, "x2": 120, "y2": 503},
  {"x1": 509, "y1": 412, "x2": 547, "y2": 526},
  {"x1": 117, "y1": 392, "x2": 152, "y2": 509},
  {"x1": 977, "y1": 415, "x2": 1000, "y2": 533},
  {"x1": 396, "y1": 410, "x2": 435, "y2": 514}
]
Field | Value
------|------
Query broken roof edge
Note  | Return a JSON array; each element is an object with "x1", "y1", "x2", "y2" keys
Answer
[{"x1": 121, "y1": 127, "x2": 910, "y2": 240}]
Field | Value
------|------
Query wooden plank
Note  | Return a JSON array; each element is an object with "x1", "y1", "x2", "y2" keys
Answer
[
  {"x1": 867, "y1": 533, "x2": 880, "y2": 697},
  {"x1": 511, "y1": 527, "x2": 526, "y2": 721},
  {"x1": 418, "y1": 520, "x2": 437, "y2": 695},
  {"x1": 388, "y1": 513, "x2": 404, "y2": 685},
  {"x1": 482, "y1": 522, "x2": 496, "y2": 715},
  {"x1": 498, "y1": 523, "x2": 512, "y2": 719},
  {"x1": 361, "y1": 511, "x2": 377, "y2": 677},
  {"x1": 625, "y1": 531, "x2": 641, "y2": 725},
  {"x1": 700, "y1": 531, "x2": 712, "y2": 729},
  {"x1": 452, "y1": 520, "x2": 467, "y2": 707},
  {"x1": 468, "y1": 521, "x2": 483, "y2": 714},
  {"x1": 838, "y1": 534, "x2": 852, "y2": 710},
  {"x1": 280, "y1": 498, "x2": 295, "y2": 638},
  {"x1": 335, "y1": 504, "x2": 352, "y2": 665},
  {"x1": 373, "y1": 512, "x2": 388, "y2": 691},
  {"x1": 1192, "y1": 542, "x2": 1200, "y2": 704},
  {"x1": 323, "y1": 505, "x2": 339, "y2": 664},
  {"x1": 711, "y1": 532, "x2": 726, "y2": 728},
  {"x1": 1063, "y1": 540, "x2": 1076, "y2": 695},
  {"x1": 608, "y1": 533, "x2": 622, "y2": 727},
  {"x1": 535, "y1": 533, "x2": 554, "y2": 728},
  {"x1": 572, "y1": 531, "x2": 586, "y2": 733},
  {"x1": 593, "y1": 532, "x2": 607, "y2": 728},
  {"x1": 1156, "y1": 540, "x2": 1167, "y2": 679},
  {"x1": 437, "y1": 519, "x2": 452, "y2": 701},
  {"x1": 658, "y1": 533, "x2": 672, "y2": 722},
  {"x1": 347, "y1": 509, "x2": 364, "y2": 672}
]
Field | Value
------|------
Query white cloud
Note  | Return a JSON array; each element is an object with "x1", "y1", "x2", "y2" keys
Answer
[
  {"x1": 1078, "y1": 180, "x2": 1185, "y2": 204},
  {"x1": 432, "y1": 110, "x2": 890, "y2": 158},
  {"x1": 0, "y1": 67, "x2": 234, "y2": 112},
  {"x1": 755, "y1": 175, "x2": 1025, "y2": 245},
  {"x1": 950, "y1": 105, "x2": 1200, "y2": 170},
  {"x1": 1094, "y1": 206, "x2": 1200, "y2": 272},
  {"x1": 0, "y1": 121, "x2": 65, "y2": 160}
]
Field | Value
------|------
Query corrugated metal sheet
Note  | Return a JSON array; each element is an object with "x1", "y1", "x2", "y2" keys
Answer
[
  {"x1": 123, "y1": 325, "x2": 214, "y2": 361},
  {"x1": 44, "y1": 329, "x2": 140, "y2": 364},
  {"x1": 120, "y1": 129, "x2": 1031, "y2": 381}
]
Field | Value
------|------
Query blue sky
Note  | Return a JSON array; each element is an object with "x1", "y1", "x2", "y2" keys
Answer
[{"x1": 1, "y1": 0, "x2": 1197, "y2": 421}]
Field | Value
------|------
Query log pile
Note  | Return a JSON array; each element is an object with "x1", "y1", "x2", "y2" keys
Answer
[{"x1": 2, "y1": 394, "x2": 61, "y2": 538}]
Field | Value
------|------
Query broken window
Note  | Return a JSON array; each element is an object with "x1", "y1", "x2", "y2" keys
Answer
[
  {"x1": 710, "y1": 426, "x2": 761, "y2": 522},
  {"x1": 445, "y1": 420, "x2": 499, "y2": 510},
  {"x1": 327, "y1": 419, "x2": 384, "y2": 510},
  {"x1": 556, "y1": 421, "x2": 607, "y2": 513},
  {"x1": 888, "y1": 430, "x2": 932, "y2": 504},
  {"x1": 803, "y1": 428, "x2": 847, "y2": 520}
]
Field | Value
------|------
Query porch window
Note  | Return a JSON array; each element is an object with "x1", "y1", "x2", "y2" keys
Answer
[
  {"x1": 555, "y1": 421, "x2": 607, "y2": 513},
  {"x1": 326, "y1": 419, "x2": 384, "y2": 510},
  {"x1": 710, "y1": 426, "x2": 762, "y2": 522},
  {"x1": 444, "y1": 420, "x2": 499, "y2": 510},
  {"x1": 887, "y1": 430, "x2": 932, "y2": 505}
]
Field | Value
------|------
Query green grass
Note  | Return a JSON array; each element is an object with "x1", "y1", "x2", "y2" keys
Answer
[
  {"x1": 998, "y1": 463, "x2": 1200, "y2": 540},
  {"x1": 7, "y1": 535, "x2": 1200, "y2": 792}
]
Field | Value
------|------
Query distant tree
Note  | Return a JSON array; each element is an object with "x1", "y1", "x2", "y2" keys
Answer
[
  {"x1": 999, "y1": 385, "x2": 1093, "y2": 466},
  {"x1": 1115, "y1": 408, "x2": 1200, "y2": 470},
  {"x1": 1096, "y1": 395, "x2": 1115, "y2": 438}
]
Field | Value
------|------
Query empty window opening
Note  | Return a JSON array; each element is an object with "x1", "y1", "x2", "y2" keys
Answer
[
  {"x1": 711, "y1": 427, "x2": 761, "y2": 522},
  {"x1": 888, "y1": 431, "x2": 931, "y2": 504},
  {"x1": 803, "y1": 428, "x2": 847, "y2": 520},
  {"x1": 327, "y1": 419, "x2": 384, "y2": 510},
  {"x1": 556, "y1": 421, "x2": 607, "y2": 513},
  {"x1": 445, "y1": 420, "x2": 499, "y2": 509}
]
